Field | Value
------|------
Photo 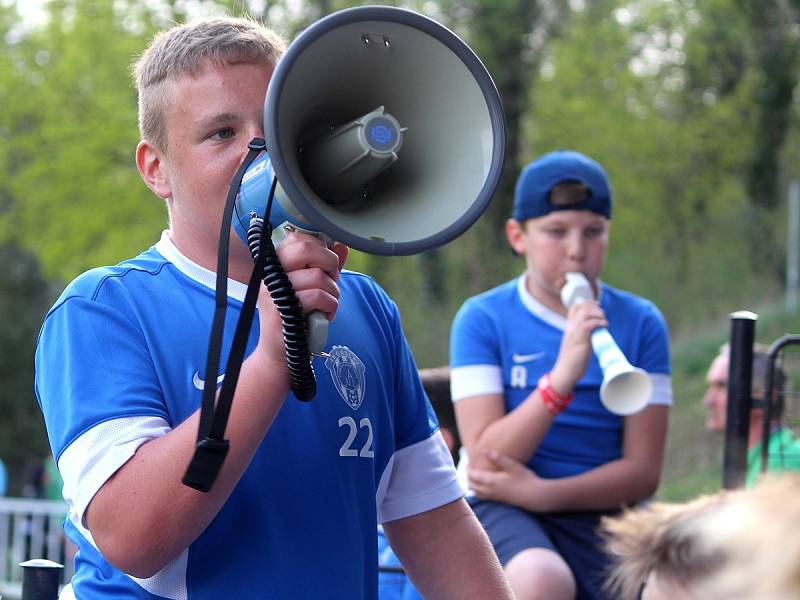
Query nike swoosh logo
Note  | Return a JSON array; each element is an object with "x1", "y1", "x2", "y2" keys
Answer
[
  {"x1": 193, "y1": 371, "x2": 226, "y2": 390},
  {"x1": 512, "y1": 352, "x2": 546, "y2": 364}
]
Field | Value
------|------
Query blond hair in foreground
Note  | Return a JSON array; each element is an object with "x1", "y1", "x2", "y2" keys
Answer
[
  {"x1": 132, "y1": 16, "x2": 286, "y2": 152},
  {"x1": 602, "y1": 474, "x2": 800, "y2": 600}
]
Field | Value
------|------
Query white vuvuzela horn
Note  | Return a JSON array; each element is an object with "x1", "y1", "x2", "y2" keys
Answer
[{"x1": 560, "y1": 272, "x2": 651, "y2": 416}]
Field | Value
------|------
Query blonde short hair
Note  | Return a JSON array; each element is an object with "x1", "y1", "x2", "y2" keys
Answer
[
  {"x1": 602, "y1": 475, "x2": 800, "y2": 600},
  {"x1": 132, "y1": 16, "x2": 286, "y2": 151}
]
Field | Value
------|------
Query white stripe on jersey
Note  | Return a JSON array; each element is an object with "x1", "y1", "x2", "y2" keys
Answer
[
  {"x1": 59, "y1": 416, "x2": 171, "y2": 527},
  {"x1": 450, "y1": 364, "x2": 503, "y2": 402},
  {"x1": 649, "y1": 373, "x2": 673, "y2": 406},
  {"x1": 59, "y1": 416, "x2": 187, "y2": 598},
  {"x1": 377, "y1": 432, "x2": 463, "y2": 524}
]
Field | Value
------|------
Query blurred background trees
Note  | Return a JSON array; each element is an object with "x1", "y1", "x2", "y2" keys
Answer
[
  {"x1": 1, "y1": 0, "x2": 799, "y2": 497},
  {"x1": 0, "y1": 241, "x2": 56, "y2": 492}
]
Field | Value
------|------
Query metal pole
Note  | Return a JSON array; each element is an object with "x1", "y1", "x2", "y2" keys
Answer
[
  {"x1": 722, "y1": 311, "x2": 757, "y2": 489},
  {"x1": 788, "y1": 181, "x2": 799, "y2": 313},
  {"x1": 20, "y1": 559, "x2": 63, "y2": 600}
]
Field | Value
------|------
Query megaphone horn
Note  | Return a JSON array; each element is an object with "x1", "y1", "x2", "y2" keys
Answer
[
  {"x1": 560, "y1": 273, "x2": 652, "y2": 416},
  {"x1": 234, "y1": 5, "x2": 506, "y2": 256},
  {"x1": 233, "y1": 5, "x2": 506, "y2": 355}
]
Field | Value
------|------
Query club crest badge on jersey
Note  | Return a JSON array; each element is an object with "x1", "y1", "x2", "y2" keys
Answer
[{"x1": 325, "y1": 345, "x2": 366, "y2": 410}]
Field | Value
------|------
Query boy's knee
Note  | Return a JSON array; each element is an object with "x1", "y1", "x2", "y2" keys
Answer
[{"x1": 505, "y1": 547, "x2": 576, "y2": 600}]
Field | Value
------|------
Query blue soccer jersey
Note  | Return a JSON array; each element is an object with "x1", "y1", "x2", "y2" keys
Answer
[
  {"x1": 377, "y1": 526, "x2": 423, "y2": 600},
  {"x1": 35, "y1": 232, "x2": 461, "y2": 599},
  {"x1": 450, "y1": 274, "x2": 671, "y2": 480}
]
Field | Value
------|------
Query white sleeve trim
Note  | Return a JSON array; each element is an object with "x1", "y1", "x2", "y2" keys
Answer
[
  {"x1": 59, "y1": 416, "x2": 172, "y2": 528},
  {"x1": 377, "y1": 432, "x2": 463, "y2": 524},
  {"x1": 129, "y1": 552, "x2": 188, "y2": 600},
  {"x1": 59, "y1": 417, "x2": 191, "y2": 600},
  {"x1": 450, "y1": 364, "x2": 503, "y2": 402},
  {"x1": 648, "y1": 373, "x2": 673, "y2": 406}
]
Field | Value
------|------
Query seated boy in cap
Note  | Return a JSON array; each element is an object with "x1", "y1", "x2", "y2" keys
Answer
[{"x1": 450, "y1": 150, "x2": 673, "y2": 600}]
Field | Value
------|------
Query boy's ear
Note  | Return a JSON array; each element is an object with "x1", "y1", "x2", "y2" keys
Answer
[
  {"x1": 136, "y1": 140, "x2": 172, "y2": 199},
  {"x1": 505, "y1": 218, "x2": 526, "y2": 255}
]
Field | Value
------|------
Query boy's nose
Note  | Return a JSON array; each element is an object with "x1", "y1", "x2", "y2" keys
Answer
[{"x1": 566, "y1": 232, "x2": 586, "y2": 260}]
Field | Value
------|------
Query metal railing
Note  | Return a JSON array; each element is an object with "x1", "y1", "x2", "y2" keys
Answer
[
  {"x1": 723, "y1": 312, "x2": 800, "y2": 488},
  {"x1": 0, "y1": 497, "x2": 72, "y2": 600}
]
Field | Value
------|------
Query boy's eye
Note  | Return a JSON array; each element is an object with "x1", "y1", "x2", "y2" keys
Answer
[
  {"x1": 585, "y1": 227, "x2": 604, "y2": 237},
  {"x1": 545, "y1": 228, "x2": 566, "y2": 236},
  {"x1": 210, "y1": 127, "x2": 235, "y2": 141}
]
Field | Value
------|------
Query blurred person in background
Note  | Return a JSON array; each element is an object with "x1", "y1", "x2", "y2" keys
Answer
[{"x1": 703, "y1": 343, "x2": 800, "y2": 486}]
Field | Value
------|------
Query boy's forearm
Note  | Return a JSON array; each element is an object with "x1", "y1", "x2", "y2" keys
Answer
[
  {"x1": 85, "y1": 352, "x2": 289, "y2": 577},
  {"x1": 385, "y1": 499, "x2": 514, "y2": 599},
  {"x1": 472, "y1": 389, "x2": 554, "y2": 467}
]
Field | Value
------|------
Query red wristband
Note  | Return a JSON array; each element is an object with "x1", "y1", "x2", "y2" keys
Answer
[{"x1": 537, "y1": 373, "x2": 573, "y2": 416}]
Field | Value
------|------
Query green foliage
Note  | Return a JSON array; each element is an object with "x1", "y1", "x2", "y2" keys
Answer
[
  {"x1": 735, "y1": 0, "x2": 800, "y2": 211},
  {"x1": 0, "y1": 0, "x2": 166, "y2": 282},
  {"x1": 0, "y1": 241, "x2": 58, "y2": 494},
  {"x1": 526, "y1": 0, "x2": 790, "y2": 332},
  {"x1": 2, "y1": 0, "x2": 800, "y2": 499}
]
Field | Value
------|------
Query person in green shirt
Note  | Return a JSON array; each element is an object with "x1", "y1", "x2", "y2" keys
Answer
[
  {"x1": 745, "y1": 426, "x2": 800, "y2": 486},
  {"x1": 703, "y1": 343, "x2": 800, "y2": 486}
]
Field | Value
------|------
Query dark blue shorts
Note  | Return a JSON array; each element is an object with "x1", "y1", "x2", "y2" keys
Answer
[{"x1": 469, "y1": 498, "x2": 619, "y2": 600}]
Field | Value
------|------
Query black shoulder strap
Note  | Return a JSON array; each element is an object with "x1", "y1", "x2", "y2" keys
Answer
[{"x1": 182, "y1": 138, "x2": 266, "y2": 492}]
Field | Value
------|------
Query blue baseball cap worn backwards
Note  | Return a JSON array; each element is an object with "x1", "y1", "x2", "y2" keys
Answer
[{"x1": 513, "y1": 150, "x2": 612, "y2": 221}]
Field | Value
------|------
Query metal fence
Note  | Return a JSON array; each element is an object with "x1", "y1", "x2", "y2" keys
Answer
[
  {"x1": 0, "y1": 497, "x2": 72, "y2": 600},
  {"x1": 723, "y1": 312, "x2": 800, "y2": 488}
]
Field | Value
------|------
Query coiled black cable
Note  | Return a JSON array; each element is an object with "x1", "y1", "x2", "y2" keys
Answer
[{"x1": 247, "y1": 215, "x2": 317, "y2": 401}]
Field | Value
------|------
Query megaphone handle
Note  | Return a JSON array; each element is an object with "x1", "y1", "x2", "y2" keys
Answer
[
  {"x1": 306, "y1": 311, "x2": 328, "y2": 355},
  {"x1": 269, "y1": 224, "x2": 331, "y2": 356}
]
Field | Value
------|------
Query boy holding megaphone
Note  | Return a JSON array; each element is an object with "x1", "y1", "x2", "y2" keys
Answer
[
  {"x1": 450, "y1": 150, "x2": 673, "y2": 600},
  {"x1": 34, "y1": 13, "x2": 513, "y2": 600}
]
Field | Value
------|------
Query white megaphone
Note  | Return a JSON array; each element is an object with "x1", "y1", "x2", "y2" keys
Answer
[
  {"x1": 232, "y1": 5, "x2": 506, "y2": 353},
  {"x1": 560, "y1": 272, "x2": 651, "y2": 415}
]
